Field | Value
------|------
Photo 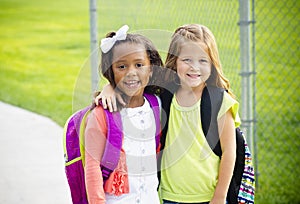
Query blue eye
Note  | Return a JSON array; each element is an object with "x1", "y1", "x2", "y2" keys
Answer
[
  {"x1": 183, "y1": 59, "x2": 192, "y2": 63},
  {"x1": 200, "y1": 58, "x2": 210, "y2": 64}
]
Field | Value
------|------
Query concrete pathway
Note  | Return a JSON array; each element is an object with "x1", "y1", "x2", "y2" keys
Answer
[{"x1": 0, "y1": 101, "x2": 72, "y2": 204}]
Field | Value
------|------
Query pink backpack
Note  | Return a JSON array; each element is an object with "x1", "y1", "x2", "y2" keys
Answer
[{"x1": 63, "y1": 93, "x2": 161, "y2": 204}]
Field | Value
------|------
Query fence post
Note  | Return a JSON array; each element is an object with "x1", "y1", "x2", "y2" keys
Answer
[
  {"x1": 238, "y1": 0, "x2": 254, "y2": 151},
  {"x1": 89, "y1": 0, "x2": 99, "y2": 94}
]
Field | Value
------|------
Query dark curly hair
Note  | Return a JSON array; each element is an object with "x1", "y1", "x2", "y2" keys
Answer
[{"x1": 100, "y1": 32, "x2": 164, "y2": 95}]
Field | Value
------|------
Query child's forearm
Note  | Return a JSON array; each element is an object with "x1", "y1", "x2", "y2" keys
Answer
[
  {"x1": 213, "y1": 149, "x2": 236, "y2": 201},
  {"x1": 84, "y1": 108, "x2": 108, "y2": 204},
  {"x1": 85, "y1": 152, "x2": 106, "y2": 204},
  {"x1": 213, "y1": 110, "x2": 236, "y2": 203}
]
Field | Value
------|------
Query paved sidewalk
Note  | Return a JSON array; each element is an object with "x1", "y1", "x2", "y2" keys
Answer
[{"x1": 0, "y1": 101, "x2": 72, "y2": 204}]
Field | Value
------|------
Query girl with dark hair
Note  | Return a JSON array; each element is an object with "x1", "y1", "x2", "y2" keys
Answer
[{"x1": 84, "y1": 25, "x2": 164, "y2": 204}]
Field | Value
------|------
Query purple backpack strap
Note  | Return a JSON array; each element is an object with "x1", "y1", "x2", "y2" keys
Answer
[
  {"x1": 143, "y1": 93, "x2": 161, "y2": 149},
  {"x1": 64, "y1": 94, "x2": 160, "y2": 203},
  {"x1": 100, "y1": 110, "x2": 123, "y2": 181},
  {"x1": 100, "y1": 93, "x2": 160, "y2": 182}
]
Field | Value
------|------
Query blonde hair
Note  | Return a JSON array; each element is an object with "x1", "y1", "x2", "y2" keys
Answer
[{"x1": 165, "y1": 24, "x2": 234, "y2": 97}]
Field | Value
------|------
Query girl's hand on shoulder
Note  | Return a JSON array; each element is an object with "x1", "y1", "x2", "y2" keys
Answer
[{"x1": 94, "y1": 84, "x2": 126, "y2": 112}]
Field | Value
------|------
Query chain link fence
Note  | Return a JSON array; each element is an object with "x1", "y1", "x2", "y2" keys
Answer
[
  {"x1": 77, "y1": 0, "x2": 300, "y2": 203},
  {"x1": 254, "y1": 0, "x2": 300, "y2": 202}
]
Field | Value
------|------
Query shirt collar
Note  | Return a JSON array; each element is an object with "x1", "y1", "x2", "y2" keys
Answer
[{"x1": 121, "y1": 97, "x2": 151, "y2": 118}]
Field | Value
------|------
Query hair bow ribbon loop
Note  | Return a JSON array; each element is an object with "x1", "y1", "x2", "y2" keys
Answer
[{"x1": 100, "y1": 25, "x2": 129, "y2": 53}]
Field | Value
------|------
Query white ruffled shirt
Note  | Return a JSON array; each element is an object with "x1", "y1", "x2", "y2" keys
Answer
[{"x1": 105, "y1": 96, "x2": 161, "y2": 204}]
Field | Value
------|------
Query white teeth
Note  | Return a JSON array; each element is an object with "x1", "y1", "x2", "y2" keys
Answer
[
  {"x1": 188, "y1": 74, "x2": 200, "y2": 77},
  {"x1": 126, "y1": 81, "x2": 138, "y2": 84},
  {"x1": 124, "y1": 81, "x2": 139, "y2": 87}
]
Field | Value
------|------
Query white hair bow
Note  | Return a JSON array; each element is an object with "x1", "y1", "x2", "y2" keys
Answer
[{"x1": 100, "y1": 25, "x2": 129, "y2": 53}]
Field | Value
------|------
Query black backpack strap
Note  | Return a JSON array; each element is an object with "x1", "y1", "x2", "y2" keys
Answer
[
  {"x1": 159, "y1": 82, "x2": 179, "y2": 150},
  {"x1": 160, "y1": 89, "x2": 173, "y2": 151},
  {"x1": 157, "y1": 82, "x2": 178, "y2": 185},
  {"x1": 227, "y1": 128, "x2": 246, "y2": 204},
  {"x1": 160, "y1": 85, "x2": 224, "y2": 154},
  {"x1": 202, "y1": 86, "x2": 247, "y2": 203},
  {"x1": 200, "y1": 86, "x2": 224, "y2": 157}
]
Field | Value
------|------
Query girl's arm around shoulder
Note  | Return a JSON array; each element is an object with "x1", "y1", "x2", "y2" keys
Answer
[
  {"x1": 95, "y1": 84, "x2": 126, "y2": 112},
  {"x1": 84, "y1": 106, "x2": 108, "y2": 204}
]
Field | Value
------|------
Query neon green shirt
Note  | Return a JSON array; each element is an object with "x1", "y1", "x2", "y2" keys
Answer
[{"x1": 160, "y1": 91, "x2": 241, "y2": 203}]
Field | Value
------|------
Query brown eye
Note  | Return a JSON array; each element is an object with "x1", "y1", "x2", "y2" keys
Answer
[
  {"x1": 136, "y1": 63, "x2": 143, "y2": 68},
  {"x1": 118, "y1": 64, "x2": 126, "y2": 69}
]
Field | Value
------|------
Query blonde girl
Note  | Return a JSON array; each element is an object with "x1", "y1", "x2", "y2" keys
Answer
[{"x1": 160, "y1": 24, "x2": 240, "y2": 204}]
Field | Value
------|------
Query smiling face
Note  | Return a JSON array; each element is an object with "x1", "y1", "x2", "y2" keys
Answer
[
  {"x1": 112, "y1": 42, "x2": 152, "y2": 98},
  {"x1": 176, "y1": 42, "x2": 211, "y2": 89}
]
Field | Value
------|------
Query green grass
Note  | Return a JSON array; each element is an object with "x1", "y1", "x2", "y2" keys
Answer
[
  {"x1": 0, "y1": 0, "x2": 90, "y2": 125},
  {"x1": 0, "y1": 0, "x2": 299, "y2": 203}
]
